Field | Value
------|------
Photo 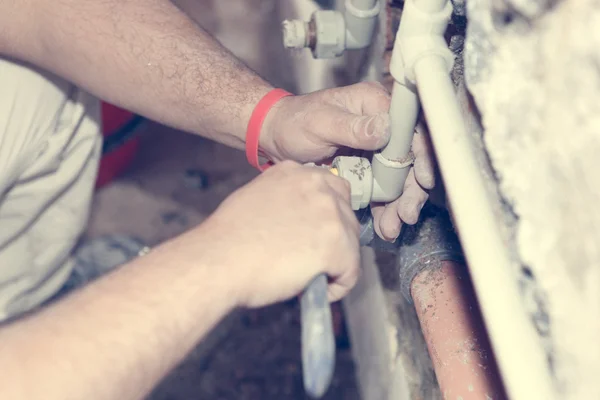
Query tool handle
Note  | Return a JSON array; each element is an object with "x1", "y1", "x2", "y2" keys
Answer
[{"x1": 300, "y1": 273, "x2": 336, "y2": 398}]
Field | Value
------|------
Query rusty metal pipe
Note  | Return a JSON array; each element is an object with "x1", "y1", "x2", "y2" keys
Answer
[
  {"x1": 411, "y1": 261, "x2": 506, "y2": 400},
  {"x1": 359, "y1": 204, "x2": 507, "y2": 398}
]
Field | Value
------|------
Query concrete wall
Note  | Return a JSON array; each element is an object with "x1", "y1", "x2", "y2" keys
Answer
[
  {"x1": 460, "y1": 0, "x2": 600, "y2": 398},
  {"x1": 377, "y1": 0, "x2": 600, "y2": 398}
]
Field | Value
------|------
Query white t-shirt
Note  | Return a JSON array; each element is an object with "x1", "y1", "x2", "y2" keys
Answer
[{"x1": 0, "y1": 58, "x2": 102, "y2": 321}]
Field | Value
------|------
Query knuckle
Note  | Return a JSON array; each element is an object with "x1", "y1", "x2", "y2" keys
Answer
[
  {"x1": 278, "y1": 160, "x2": 299, "y2": 170},
  {"x1": 320, "y1": 212, "x2": 345, "y2": 237},
  {"x1": 315, "y1": 192, "x2": 339, "y2": 214},
  {"x1": 347, "y1": 263, "x2": 361, "y2": 286},
  {"x1": 361, "y1": 81, "x2": 390, "y2": 97},
  {"x1": 348, "y1": 213, "x2": 360, "y2": 234},
  {"x1": 417, "y1": 189, "x2": 429, "y2": 203},
  {"x1": 299, "y1": 170, "x2": 325, "y2": 191},
  {"x1": 324, "y1": 224, "x2": 345, "y2": 245}
]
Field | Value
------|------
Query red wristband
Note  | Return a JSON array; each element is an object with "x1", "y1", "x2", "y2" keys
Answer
[{"x1": 246, "y1": 88, "x2": 293, "y2": 172}]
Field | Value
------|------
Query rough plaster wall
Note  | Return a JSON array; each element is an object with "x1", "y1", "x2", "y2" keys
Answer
[{"x1": 464, "y1": 0, "x2": 600, "y2": 398}]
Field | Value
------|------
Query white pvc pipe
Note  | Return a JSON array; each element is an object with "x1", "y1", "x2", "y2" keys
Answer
[
  {"x1": 279, "y1": 0, "x2": 343, "y2": 93},
  {"x1": 413, "y1": 0, "x2": 447, "y2": 12},
  {"x1": 414, "y1": 54, "x2": 555, "y2": 400},
  {"x1": 381, "y1": 81, "x2": 419, "y2": 161},
  {"x1": 370, "y1": 81, "x2": 419, "y2": 202},
  {"x1": 345, "y1": 0, "x2": 380, "y2": 49}
]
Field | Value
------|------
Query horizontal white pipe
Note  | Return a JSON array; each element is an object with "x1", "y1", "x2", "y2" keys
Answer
[{"x1": 414, "y1": 55, "x2": 555, "y2": 400}]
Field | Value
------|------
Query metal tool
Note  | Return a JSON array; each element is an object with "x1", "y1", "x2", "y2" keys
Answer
[
  {"x1": 300, "y1": 165, "x2": 339, "y2": 398},
  {"x1": 301, "y1": 274, "x2": 335, "y2": 398}
]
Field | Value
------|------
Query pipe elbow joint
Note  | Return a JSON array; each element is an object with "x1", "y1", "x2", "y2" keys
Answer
[
  {"x1": 370, "y1": 152, "x2": 413, "y2": 203},
  {"x1": 344, "y1": 0, "x2": 381, "y2": 50},
  {"x1": 332, "y1": 151, "x2": 415, "y2": 209},
  {"x1": 396, "y1": 204, "x2": 464, "y2": 302},
  {"x1": 332, "y1": 156, "x2": 374, "y2": 210},
  {"x1": 282, "y1": 1, "x2": 381, "y2": 58},
  {"x1": 356, "y1": 204, "x2": 464, "y2": 303},
  {"x1": 389, "y1": 0, "x2": 454, "y2": 85}
]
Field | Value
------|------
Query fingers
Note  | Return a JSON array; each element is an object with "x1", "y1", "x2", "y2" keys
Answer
[
  {"x1": 322, "y1": 170, "x2": 352, "y2": 204},
  {"x1": 322, "y1": 174, "x2": 360, "y2": 236},
  {"x1": 371, "y1": 169, "x2": 430, "y2": 241},
  {"x1": 370, "y1": 204, "x2": 387, "y2": 240},
  {"x1": 372, "y1": 201, "x2": 403, "y2": 241},
  {"x1": 412, "y1": 123, "x2": 435, "y2": 190},
  {"x1": 319, "y1": 171, "x2": 361, "y2": 301},
  {"x1": 328, "y1": 266, "x2": 360, "y2": 302},
  {"x1": 307, "y1": 105, "x2": 391, "y2": 151},
  {"x1": 327, "y1": 236, "x2": 361, "y2": 302},
  {"x1": 305, "y1": 81, "x2": 392, "y2": 151},
  {"x1": 396, "y1": 169, "x2": 429, "y2": 225},
  {"x1": 261, "y1": 161, "x2": 362, "y2": 302},
  {"x1": 335, "y1": 81, "x2": 391, "y2": 116}
]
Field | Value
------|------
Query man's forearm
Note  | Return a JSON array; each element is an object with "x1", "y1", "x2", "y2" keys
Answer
[
  {"x1": 0, "y1": 0, "x2": 272, "y2": 150},
  {"x1": 0, "y1": 227, "x2": 238, "y2": 400}
]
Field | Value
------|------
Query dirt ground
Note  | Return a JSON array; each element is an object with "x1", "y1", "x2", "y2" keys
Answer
[{"x1": 85, "y1": 1, "x2": 360, "y2": 399}]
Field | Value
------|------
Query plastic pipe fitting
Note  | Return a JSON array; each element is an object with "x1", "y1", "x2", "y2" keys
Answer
[
  {"x1": 332, "y1": 156, "x2": 373, "y2": 210},
  {"x1": 389, "y1": 0, "x2": 454, "y2": 85},
  {"x1": 395, "y1": 204, "x2": 464, "y2": 302},
  {"x1": 344, "y1": 0, "x2": 381, "y2": 49},
  {"x1": 357, "y1": 204, "x2": 464, "y2": 301},
  {"x1": 282, "y1": 0, "x2": 380, "y2": 59}
]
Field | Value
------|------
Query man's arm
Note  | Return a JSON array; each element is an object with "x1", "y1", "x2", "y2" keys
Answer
[
  {"x1": 0, "y1": 162, "x2": 361, "y2": 400},
  {"x1": 0, "y1": 0, "x2": 271, "y2": 150},
  {"x1": 0, "y1": 228, "x2": 236, "y2": 400},
  {"x1": 0, "y1": 0, "x2": 435, "y2": 242}
]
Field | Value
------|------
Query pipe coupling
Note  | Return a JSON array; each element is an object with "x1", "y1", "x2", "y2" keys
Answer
[
  {"x1": 344, "y1": 0, "x2": 381, "y2": 49},
  {"x1": 389, "y1": 0, "x2": 455, "y2": 84},
  {"x1": 344, "y1": 0, "x2": 381, "y2": 19},
  {"x1": 282, "y1": 11, "x2": 346, "y2": 58},
  {"x1": 332, "y1": 156, "x2": 373, "y2": 210},
  {"x1": 397, "y1": 204, "x2": 464, "y2": 302}
]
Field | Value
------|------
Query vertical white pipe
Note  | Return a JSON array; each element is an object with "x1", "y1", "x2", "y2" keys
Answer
[
  {"x1": 414, "y1": 54, "x2": 555, "y2": 400},
  {"x1": 370, "y1": 81, "x2": 419, "y2": 202},
  {"x1": 345, "y1": 0, "x2": 380, "y2": 49},
  {"x1": 381, "y1": 81, "x2": 419, "y2": 160},
  {"x1": 350, "y1": 0, "x2": 378, "y2": 8}
]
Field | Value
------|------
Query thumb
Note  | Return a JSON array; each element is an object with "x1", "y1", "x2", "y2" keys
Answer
[{"x1": 318, "y1": 109, "x2": 391, "y2": 151}]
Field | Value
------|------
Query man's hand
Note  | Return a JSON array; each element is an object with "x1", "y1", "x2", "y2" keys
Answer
[
  {"x1": 261, "y1": 82, "x2": 435, "y2": 242},
  {"x1": 203, "y1": 161, "x2": 361, "y2": 308},
  {"x1": 0, "y1": 0, "x2": 434, "y2": 242},
  {"x1": 260, "y1": 82, "x2": 392, "y2": 163},
  {"x1": 371, "y1": 122, "x2": 436, "y2": 241}
]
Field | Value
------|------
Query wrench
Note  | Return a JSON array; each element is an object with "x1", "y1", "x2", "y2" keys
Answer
[
  {"x1": 301, "y1": 273, "x2": 335, "y2": 398},
  {"x1": 300, "y1": 166, "x2": 340, "y2": 398}
]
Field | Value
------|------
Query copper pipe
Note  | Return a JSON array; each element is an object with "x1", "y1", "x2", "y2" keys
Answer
[{"x1": 411, "y1": 261, "x2": 507, "y2": 400}]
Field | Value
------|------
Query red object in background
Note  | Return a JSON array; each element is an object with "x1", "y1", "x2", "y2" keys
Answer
[{"x1": 95, "y1": 103, "x2": 141, "y2": 188}]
